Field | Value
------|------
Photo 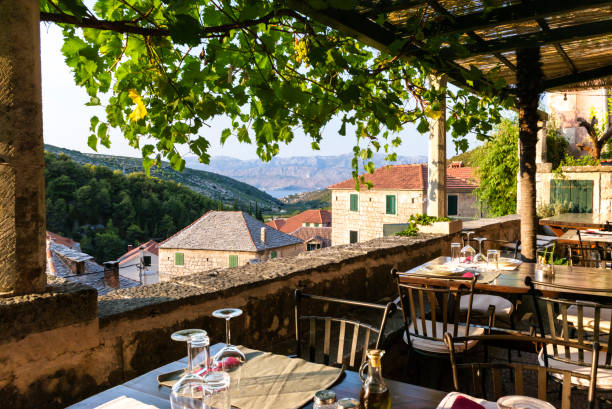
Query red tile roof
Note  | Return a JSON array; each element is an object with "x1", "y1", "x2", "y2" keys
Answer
[
  {"x1": 46, "y1": 231, "x2": 77, "y2": 249},
  {"x1": 266, "y1": 209, "x2": 332, "y2": 234},
  {"x1": 291, "y1": 226, "x2": 332, "y2": 247},
  {"x1": 118, "y1": 240, "x2": 159, "y2": 265},
  {"x1": 328, "y1": 164, "x2": 477, "y2": 191}
]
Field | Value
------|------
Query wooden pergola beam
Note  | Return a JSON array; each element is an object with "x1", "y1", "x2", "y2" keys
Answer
[
  {"x1": 543, "y1": 64, "x2": 612, "y2": 90},
  {"x1": 437, "y1": 18, "x2": 612, "y2": 60}
]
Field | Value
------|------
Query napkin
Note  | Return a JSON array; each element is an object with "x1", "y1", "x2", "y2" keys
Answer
[
  {"x1": 94, "y1": 396, "x2": 159, "y2": 409},
  {"x1": 451, "y1": 396, "x2": 485, "y2": 409},
  {"x1": 437, "y1": 392, "x2": 498, "y2": 409}
]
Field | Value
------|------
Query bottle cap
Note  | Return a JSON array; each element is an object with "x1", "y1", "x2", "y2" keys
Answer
[
  {"x1": 314, "y1": 390, "x2": 336, "y2": 404},
  {"x1": 337, "y1": 398, "x2": 359, "y2": 408}
]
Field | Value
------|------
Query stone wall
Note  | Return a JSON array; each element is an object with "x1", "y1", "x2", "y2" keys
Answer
[
  {"x1": 158, "y1": 243, "x2": 303, "y2": 281},
  {"x1": 0, "y1": 215, "x2": 519, "y2": 408}
]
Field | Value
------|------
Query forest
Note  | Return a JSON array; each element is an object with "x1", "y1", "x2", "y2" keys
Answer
[{"x1": 45, "y1": 152, "x2": 220, "y2": 262}]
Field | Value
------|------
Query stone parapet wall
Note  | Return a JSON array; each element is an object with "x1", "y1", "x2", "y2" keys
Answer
[{"x1": 0, "y1": 215, "x2": 519, "y2": 408}]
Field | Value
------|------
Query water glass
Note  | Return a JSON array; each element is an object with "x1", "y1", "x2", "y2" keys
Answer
[
  {"x1": 450, "y1": 243, "x2": 461, "y2": 264},
  {"x1": 170, "y1": 374, "x2": 205, "y2": 409},
  {"x1": 486, "y1": 249, "x2": 499, "y2": 271},
  {"x1": 202, "y1": 371, "x2": 231, "y2": 409}
]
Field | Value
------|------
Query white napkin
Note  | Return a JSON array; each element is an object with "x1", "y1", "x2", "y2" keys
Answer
[
  {"x1": 436, "y1": 392, "x2": 498, "y2": 409},
  {"x1": 94, "y1": 396, "x2": 159, "y2": 409}
]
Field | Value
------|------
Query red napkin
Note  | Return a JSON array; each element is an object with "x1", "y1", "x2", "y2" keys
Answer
[
  {"x1": 462, "y1": 272, "x2": 474, "y2": 278},
  {"x1": 450, "y1": 396, "x2": 485, "y2": 409}
]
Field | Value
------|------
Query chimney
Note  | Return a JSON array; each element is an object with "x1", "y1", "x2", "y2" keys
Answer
[
  {"x1": 260, "y1": 227, "x2": 267, "y2": 244},
  {"x1": 103, "y1": 261, "x2": 120, "y2": 289},
  {"x1": 127, "y1": 244, "x2": 133, "y2": 252}
]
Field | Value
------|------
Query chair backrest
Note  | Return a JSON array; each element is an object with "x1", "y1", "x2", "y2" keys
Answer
[
  {"x1": 567, "y1": 231, "x2": 604, "y2": 268},
  {"x1": 293, "y1": 290, "x2": 396, "y2": 370},
  {"x1": 525, "y1": 276, "x2": 612, "y2": 368},
  {"x1": 445, "y1": 334, "x2": 600, "y2": 409},
  {"x1": 393, "y1": 270, "x2": 476, "y2": 348}
]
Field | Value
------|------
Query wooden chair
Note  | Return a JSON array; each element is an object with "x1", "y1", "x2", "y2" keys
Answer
[
  {"x1": 445, "y1": 334, "x2": 600, "y2": 409},
  {"x1": 566, "y1": 230, "x2": 609, "y2": 269},
  {"x1": 392, "y1": 271, "x2": 484, "y2": 355},
  {"x1": 525, "y1": 277, "x2": 612, "y2": 391},
  {"x1": 293, "y1": 290, "x2": 396, "y2": 370}
]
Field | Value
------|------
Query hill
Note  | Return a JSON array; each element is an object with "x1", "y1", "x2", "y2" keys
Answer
[
  {"x1": 45, "y1": 152, "x2": 221, "y2": 262},
  {"x1": 448, "y1": 146, "x2": 484, "y2": 167},
  {"x1": 279, "y1": 189, "x2": 331, "y2": 213},
  {"x1": 188, "y1": 153, "x2": 428, "y2": 197},
  {"x1": 44, "y1": 145, "x2": 281, "y2": 210}
]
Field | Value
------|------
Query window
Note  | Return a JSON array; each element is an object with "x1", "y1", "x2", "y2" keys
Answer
[
  {"x1": 385, "y1": 195, "x2": 396, "y2": 215},
  {"x1": 350, "y1": 194, "x2": 358, "y2": 212},
  {"x1": 229, "y1": 255, "x2": 238, "y2": 267},
  {"x1": 307, "y1": 243, "x2": 321, "y2": 251},
  {"x1": 305, "y1": 222, "x2": 310, "y2": 227},
  {"x1": 271, "y1": 251, "x2": 277, "y2": 259},
  {"x1": 349, "y1": 230, "x2": 358, "y2": 244},
  {"x1": 175, "y1": 252, "x2": 184, "y2": 266},
  {"x1": 448, "y1": 195, "x2": 458, "y2": 216},
  {"x1": 314, "y1": 223, "x2": 319, "y2": 227}
]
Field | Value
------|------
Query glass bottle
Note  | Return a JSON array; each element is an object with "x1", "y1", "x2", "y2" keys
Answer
[{"x1": 358, "y1": 350, "x2": 391, "y2": 409}]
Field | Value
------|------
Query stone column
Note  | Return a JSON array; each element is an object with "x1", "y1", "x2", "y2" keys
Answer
[
  {"x1": 0, "y1": 0, "x2": 47, "y2": 294},
  {"x1": 535, "y1": 111, "x2": 548, "y2": 164},
  {"x1": 427, "y1": 74, "x2": 447, "y2": 218}
]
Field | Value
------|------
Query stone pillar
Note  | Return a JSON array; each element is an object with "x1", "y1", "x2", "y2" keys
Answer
[
  {"x1": 427, "y1": 74, "x2": 447, "y2": 218},
  {"x1": 0, "y1": 0, "x2": 47, "y2": 294},
  {"x1": 536, "y1": 113, "x2": 548, "y2": 164}
]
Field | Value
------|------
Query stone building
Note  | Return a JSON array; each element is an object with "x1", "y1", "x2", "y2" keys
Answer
[
  {"x1": 329, "y1": 163, "x2": 478, "y2": 245},
  {"x1": 267, "y1": 209, "x2": 332, "y2": 250},
  {"x1": 117, "y1": 240, "x2": 159, "y2": 285},
  {"x1": 158, "y1": 211, "x2": 303, "y2": 281}
]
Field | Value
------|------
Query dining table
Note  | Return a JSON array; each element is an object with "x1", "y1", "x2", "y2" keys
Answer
[
  {"x1": 539, "y1": 213, "x2": 612, "y2": 236},
  {"x1": 403, "y1": 256, "x2": 612, "y2": 300},
  {"x1": 67, "y1": 343, "x2": 448, "y2": 409},
  {"x1": 557, "y1": 229, "x2": 612, "y2": 245}
]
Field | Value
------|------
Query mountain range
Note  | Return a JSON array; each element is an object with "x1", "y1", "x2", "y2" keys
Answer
[
  {"x1": 44, "y1": 145, "x2": 281, "y2": 209},
  {"x1": 187, "y1": 153, "x2": 428, "y2": 197}
]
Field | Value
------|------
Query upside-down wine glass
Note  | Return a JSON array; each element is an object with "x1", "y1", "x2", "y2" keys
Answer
[
  {"x1": 170, "y1": 332, "x2": 209, "y2": 409},
  {"x1": 473, "y1": 237, "x2": 487, "y2": 264},
  {"x1": 212, "y1": 308, "x2": 247, "y2": 397},
  {"x1": 461, "y1": 231, "x2": 476, "y2": 264},
  {"x1": 171, "y1": 329, "x2": 209, "y2": 373}
]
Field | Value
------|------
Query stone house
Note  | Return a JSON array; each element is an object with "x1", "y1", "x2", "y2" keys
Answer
[
  {"x1": 290, "y1": 226, "x2": 332, "y2": 251},
  {"x1": 158, "y1": 211, "x2": 303, "y2": 281},
  {"x1": 329, "y1": 163, "x2": 479, "y2": 245},
  {"x1": 267, "y1": 209, "x2": 332, "y2": 250},
  {"x1": 117, "y1": 240, "x2": 159, "y2": 285}
]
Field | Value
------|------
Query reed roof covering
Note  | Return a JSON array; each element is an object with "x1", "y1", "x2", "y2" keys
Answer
[{"x1": 294, "y1": 0, "x2": 612, "y2": 93}]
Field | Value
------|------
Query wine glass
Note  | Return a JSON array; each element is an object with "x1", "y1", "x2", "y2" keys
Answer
[
  {"x1": 171, "y1": 329, "x2": 208, "y2": 373},
  {"x1": 461, "y1": 231, "x2": 476, "y2": 264},
  {"x1": 170, "y1": 332, "x2": 210, "y2": 409},
  {"x1": 212, "y1": 308, "x2": 247, "y2": 395},
  {"x1": 473, "y1": 237, "x2": 487, "y2": 264},
  {"x1": 450, "y1": 242, "x2": 461, "y2": 264}
]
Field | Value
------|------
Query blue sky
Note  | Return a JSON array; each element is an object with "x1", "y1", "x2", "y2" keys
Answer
[{"x1": 40, "y1": 22, "x2": 485, "y2": 161}]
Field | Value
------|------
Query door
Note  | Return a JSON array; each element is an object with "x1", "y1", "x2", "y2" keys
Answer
[{"x1": 448, "y1": 195, "x2": 458, "y2": 216}]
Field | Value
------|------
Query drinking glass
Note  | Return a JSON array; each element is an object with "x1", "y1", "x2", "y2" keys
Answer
[
  {"x1": 170, "y1": 332, "x2": 210, "y2": 409},
  {"x1": 474, "y1": 237, "x2": 487, "y2": 264},
  {"x1": 202, "y1": 371, "x2": 231, "y2": 409},
  {"x1": 487, "y1": 249, "x2": 499, "y2": 271},
  {"x1": 212, "y1": 308, "x2": 246, "y2": 394},
  {"x1": 450, "y1": 242, "x2": 461, "y2": 264}
]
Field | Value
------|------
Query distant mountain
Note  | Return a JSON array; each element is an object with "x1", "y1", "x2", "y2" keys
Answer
[
  {"x1": 44, "y1": 145, "x2": 281, "y2": 210},
  {"x1": 187, "y1": 153, "x2": 428, "y2": 197}
]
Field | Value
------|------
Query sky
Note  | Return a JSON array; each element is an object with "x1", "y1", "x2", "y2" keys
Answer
[{"x1": 40, "y1": 22, "x2": 485, "y2": 162}]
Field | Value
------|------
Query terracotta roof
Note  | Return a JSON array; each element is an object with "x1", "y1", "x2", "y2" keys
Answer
[
  {"x1": 290, "y1": 226, "x2": 332, "y2": 247},
  {"x1": 118, "y1": 240, "x2": 159, "y2": 266},
  {"x1": 159, "y1": 211, "x2": 303, "y2": 252},
  {"x1": 328, "y1": 164, "x2": 478, "y2": 191},
  {"x1": 266, "y1": 210, "x2": 332, "y2": 234},
  {"x1": 46, "y1": 231, "x2": 77, "y2": 249}
]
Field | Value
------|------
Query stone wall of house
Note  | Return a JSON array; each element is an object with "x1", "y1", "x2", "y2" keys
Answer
[
  {"x1": 158, "y1": 243, "x2": 304, "y2": 282},
  {"x1": 0, "y1": 215, "x2": 519, "y2": 408},
  {"x1": 535, "y1": 166, "x2": 612, "y2": 214},
  {"x1": 332, "y1": 189, "x2": 479, "y2": 246}
]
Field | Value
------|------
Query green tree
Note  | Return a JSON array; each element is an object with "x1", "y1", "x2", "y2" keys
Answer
[
  {"x1": 41, "y1": 0, "x2": 510, "y2": 181},
  {"x1": 92, "y1": 231, "x2": 127, "y2": 262},
  {"x1": 158, "y1": 214, "x2": 176, "y2": 239},
  {"x1": 126, "y1": 224, "x2": 146, "y2": 245},
  {"x1": 475, "y1": 118, "x2": 519, "y2": 217}
]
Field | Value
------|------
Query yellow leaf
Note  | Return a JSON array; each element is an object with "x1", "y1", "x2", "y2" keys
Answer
[{"x1": 128, "y1": 89, "x2": 147, "y2": 122}]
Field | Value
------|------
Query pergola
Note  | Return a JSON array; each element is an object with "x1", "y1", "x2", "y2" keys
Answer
[{"x1": 292, "y1": 0, "x2": 612, "y2": 261}]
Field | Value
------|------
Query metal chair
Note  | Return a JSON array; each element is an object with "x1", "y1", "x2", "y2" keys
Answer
[
  {"x1": 293, "y1": 289, "x2": 396, "y2": 370},
  {"x1": 526, "y1": 277, "x2": 612, "y2": 391},
  {"x1": 445, "y1": 334, "x2": 600, "y2": 409},
  {"x1": 392, "y1": 271, "x2": 484, "y2": 355}
]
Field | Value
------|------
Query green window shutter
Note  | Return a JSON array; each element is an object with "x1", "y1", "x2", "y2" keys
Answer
[
  {"x1": 175, "y1": 252, "x2": 184, "y2": 266},
  {"x1": 229, "y1": 255, "x2": 238, "y2": 267},
  {"x1": 385, "y1": 195, "x2": 396, "y2": 214},
  {"x1": 350, "y1": 194, "x2": 358, "y2": 212},
  {"x1": 448, "y1": 195, "x2": 458, "y2": 216},
  {"x1": 349, "y1": 230, "x2": 358, "y2": 244},
  {"x1": 271, "y1": 251, "x2": 277, "y2": 259}
]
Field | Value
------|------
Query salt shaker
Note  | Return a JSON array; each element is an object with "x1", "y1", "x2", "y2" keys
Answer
[
  {"x1": 313, "y1": 390, "x2": 337, "y2": 409},
  {"x1": 337, "y1": 397, "x2": 359, "y2": 408}
]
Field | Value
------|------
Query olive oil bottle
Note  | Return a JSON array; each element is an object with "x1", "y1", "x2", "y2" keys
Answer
[{"x1": 358, "y1": 350, "x2": 391, "y2": 409}]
